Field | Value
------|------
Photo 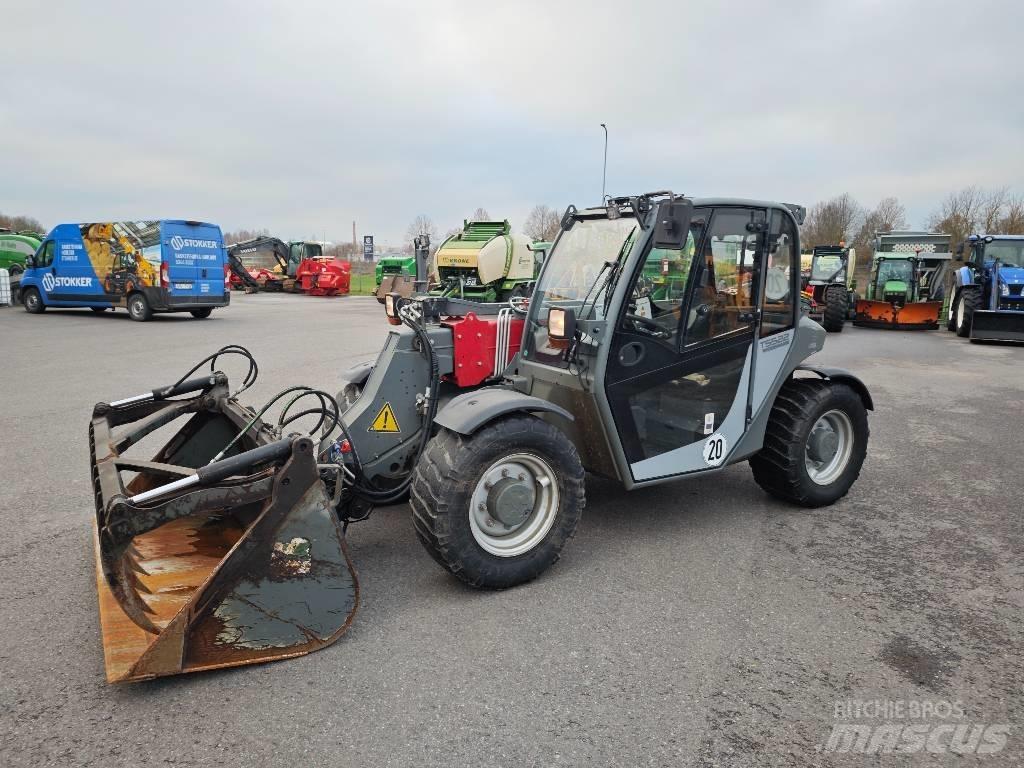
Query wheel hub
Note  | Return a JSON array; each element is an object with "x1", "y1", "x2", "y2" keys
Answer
[
  {"x1": 486, "y1": 477, "x2": 536, "y2": 527},
  {"x1": 469, "y1": 453, "x2": 559, "y2": 557},
  {"x1": 807, "y1": 426, "x2": 839, "y2": 463}
]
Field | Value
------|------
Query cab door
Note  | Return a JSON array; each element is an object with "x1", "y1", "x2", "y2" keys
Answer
[
  {"x1": 604, "y1": 206, "x2": 766, "y2": 483},
  {"x1": 30, "y1": 240, "x2": 57, "y2": 304}
]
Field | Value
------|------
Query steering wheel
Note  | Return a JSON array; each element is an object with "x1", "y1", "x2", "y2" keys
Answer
[
  {"x1": 508, "y1": 294, "x2": 530, "y2": 314},
  {"x1": 625, "y1": 313, "x2": 669, "y2": 339}
]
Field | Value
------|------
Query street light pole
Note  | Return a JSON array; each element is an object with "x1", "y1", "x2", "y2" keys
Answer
[{"x1": 600, "y1": 123, "x2": 608, "y2": 201}]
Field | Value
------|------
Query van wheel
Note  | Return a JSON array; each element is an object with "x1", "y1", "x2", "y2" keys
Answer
[
  {"x1": 190, "y1": 308, "x2": 213, "y2": 319},
  {"x1": 23, "y1": 288, "x2": 45, "y2": 314},
  {"x1": 128, "y1": 293, "x2": 152, "y2": 322}
]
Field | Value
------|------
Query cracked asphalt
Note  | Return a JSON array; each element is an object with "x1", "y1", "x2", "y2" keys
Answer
[{"x1": 1, "y1": 294, "x2": 1021, "y2": 766}]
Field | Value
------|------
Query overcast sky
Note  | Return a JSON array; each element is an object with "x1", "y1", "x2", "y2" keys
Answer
[{"x1": 3, "y1": 1, "x2": 1022, "y2": 246}]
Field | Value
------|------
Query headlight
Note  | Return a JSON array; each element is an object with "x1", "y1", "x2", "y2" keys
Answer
[
  {"x1": 385, "y1": 293, "x2": 396, "y2": 317},
  {"x1": 1000, "y1": 282, "x2": 1009, "y2": 297},
  {"x1": 547, "y1": 307, "x2": 576, "y2": 341}
]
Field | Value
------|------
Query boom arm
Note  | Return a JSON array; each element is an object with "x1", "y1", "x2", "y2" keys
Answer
[{"x1": 226, "y1": 236, "x2": 290, "y2": 272}]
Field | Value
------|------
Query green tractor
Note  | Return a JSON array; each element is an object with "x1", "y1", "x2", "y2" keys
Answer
[
  {"x1": 374, "y1": 254, "x2": 418, "y2": 303},
  {"x1": 800, "y1": 245, "x2": 856, "y2": 332}
]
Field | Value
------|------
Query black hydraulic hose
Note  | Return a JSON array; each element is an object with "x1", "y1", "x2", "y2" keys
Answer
[{"x1": 171, "y1": 344, "x2": 259, "y2": 398}]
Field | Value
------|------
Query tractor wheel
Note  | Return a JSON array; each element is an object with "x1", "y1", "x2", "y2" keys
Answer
[
  {"x1": 127, "y1": 293, "x2": 152, "y2": 322},
  {"x1": 955, "y1": 286, "x2": 980, "y2": 338},
  {"x1": 822, "y1": 286, "x2": 847, "y2": 332},
  {"x1": 946, "y1": 290, "x2": 958, "y2": 331},
  {"x1": 9, "y1": 263, "x2": 23, "y2": 277},
  {"x1": 190, "y1": 308, "x2": 213, "y2": 319},
  {"x1": 22, "y1": 288, "x2": 45, "y2": 314},
  {"x1": 410, "y1": 414, "x2": 585, "y2": 588},
  {"x1": 750, "y1": 379, "x2": 868, "y2": 508}
]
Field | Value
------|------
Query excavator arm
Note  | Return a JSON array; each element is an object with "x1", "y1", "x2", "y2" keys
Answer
[{"x1": 226, "y1": 237, "x2": 292, "y2": 291}]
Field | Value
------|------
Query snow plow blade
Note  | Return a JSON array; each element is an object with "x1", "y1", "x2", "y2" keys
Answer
[
  {"x1": 89, "y1": 373, "x2": 357, "y2": 683},
  {"x1": 852, "y1": 299, "x2": 941, "y2": 330}
]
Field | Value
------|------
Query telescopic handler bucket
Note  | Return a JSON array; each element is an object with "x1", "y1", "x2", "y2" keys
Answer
[{"x1": 89, "y1": 367, "x2": 357, "y2": 683}]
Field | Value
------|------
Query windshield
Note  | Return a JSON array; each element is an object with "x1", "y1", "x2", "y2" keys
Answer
[
  {"x1": 810, "y1": 254, "x2": 844, "y2": 281},
  {"x1": 877, "y1": 259, "x2": 913, "y2": 284},
  {"x1": 533, "y1": 216, "x2": 638, "y2": 316},
  {"x1": 986, "y1": 240, "x2": 1024, "y2": 268},
  {"x1": 305, "y1": 243, "x2": 323, "y2": 259}
]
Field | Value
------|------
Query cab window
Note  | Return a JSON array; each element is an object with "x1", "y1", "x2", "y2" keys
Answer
[
  {"x1": 685, "y1": 209, "x2": 761, "y2": 344},
  {"x1": 36, "y1": 241, "x2": 55, "y2": 268},
  {"x1": 761, "y1": 211, "x2": 797, "y2": 337},
  {"x1": 621, "y1": 223, "x2": 703, "y2": 348}
]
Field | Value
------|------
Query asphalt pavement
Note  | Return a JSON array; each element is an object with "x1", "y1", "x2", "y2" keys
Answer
[{"x1": 1, "y1": 294, "x2": 1021, "y2": 767}]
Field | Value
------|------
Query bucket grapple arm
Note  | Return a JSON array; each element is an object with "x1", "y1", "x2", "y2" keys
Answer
[{"x1": 89, "y1": 349, "x2": 357, "y2": 682}]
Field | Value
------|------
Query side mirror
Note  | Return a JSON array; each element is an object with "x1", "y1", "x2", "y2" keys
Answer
[
  {"x1": 652, "y1": 200, "x2": 694, "y2": 250},
  {"x1": 25, "y1": 256, "x2": 35, "y2": 268},
  {"x1": 560, "y1": 205, "x2": 578, "y2": 232}
]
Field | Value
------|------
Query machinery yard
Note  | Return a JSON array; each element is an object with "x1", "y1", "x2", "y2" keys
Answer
[{"x1": 2, "y1": 293, "x2": 1021, "y2": 766}]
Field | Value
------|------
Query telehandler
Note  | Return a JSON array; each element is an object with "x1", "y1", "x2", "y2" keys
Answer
[{"x1": 88, "y1": 192, "x2": 872, "y2": 682}]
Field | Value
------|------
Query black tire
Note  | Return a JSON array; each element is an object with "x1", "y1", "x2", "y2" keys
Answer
[
  {"x1": 410, "y1": 415, "x2": 585, "y2": 588},
  {"x1": 749, "y1": 379, "x2": 868, "y2": 508},
  {"x1": 22, "y1": 288, "x2": 45, "y2": 314},
  {"x1": 822, "y1": 285, "x2": 847, "y2": 332},
  {"x1": 90, "y1": 306, "x2": 109, "y2": 313},
  {"x1": 127, "y1": 292, "x2": 152, "y2": 322},
  {"x1": 9, "y1": 263, "x2": 23, "y2": 277},
  {"x1": 955, "y1": 286, "x2": 980, "y2": 338},
  {"x1": 190, "y1": 308, "x2": 213, "y2": 319}
]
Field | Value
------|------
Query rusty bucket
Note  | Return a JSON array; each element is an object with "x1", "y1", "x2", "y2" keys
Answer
[{"x1": 89, "y1": 373, "x2": 357, "y2": 682}]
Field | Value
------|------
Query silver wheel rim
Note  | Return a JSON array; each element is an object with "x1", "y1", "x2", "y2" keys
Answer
[
  {"x1": 948, "y1": 293, "x2": 956, "y2": 322},
  {"x1": 26, "y1": 293, "x2": 38, "y2": 310},
  {"x1": 804, "y1": 409, "x2": 854, "y2": 486},
  {"x1": 469, "y1": 452, "x2": 559, "y2": 557},
  {"x1": 956, "y1": 295, "x2": 965, "y2": 329},
  {"x1": 131, "y1": 297, "x2": 143, "y2": 317}
]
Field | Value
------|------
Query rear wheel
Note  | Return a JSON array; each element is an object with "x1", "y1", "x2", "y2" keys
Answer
[
  {"x1": 190, "y1": 308, "x2": 213, "y2": 319},
  {"x1": 955, "y1": 286, "x2": 980, "y2": 337},
  {"x1": 410, "y1": 414, "x2": 585, "y2": 588},
  {"x1": 750, "y1": 379, "x2": 868, "y2": 507},
  {"x1": 127, "y1": 293, "x2": 152, "y2": 322},
  {"x1": 22, "y1": 288, "x2": 45, "y2": 314},
  {"x1": 822, "y1": 285, "x2": 847, "y2": 332},
  {"x1": 9, "y1": 263, "x2": 23, "y2": 277}
]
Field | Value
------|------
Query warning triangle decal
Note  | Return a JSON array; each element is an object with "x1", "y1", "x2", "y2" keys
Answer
[{"x1": 368, "y1": 402, "x2": 401, "y2": 433}]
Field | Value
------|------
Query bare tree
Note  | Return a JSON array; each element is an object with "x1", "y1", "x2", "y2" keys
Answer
[
  {"x1": 852, "y1": 197, "x2": 907, "y2": 254},
  {"x1": 523, "y1": 204, "x2": 561, "y2": 242},
  {"x1": 470, "y1": 208, "x2": 491, "y2": 221},
  {"x1": 0, "y1": 213, "x2": 45, "y2": 233},
  {"x1": 1000, "y1": 195, "x2": 1024, "y2": 234},
  {"x1": 926, "y1": 186, "x2": 997, "y2": 244},
  {"x1": 802, "y1": 194, "x2": 864, "y2": 249},
  {"x1": 405, "y1": 214, "x2": 437, "y2": 244},
  {"x1": 223, "y1": 228, "x2": 270, "y2": 245}
]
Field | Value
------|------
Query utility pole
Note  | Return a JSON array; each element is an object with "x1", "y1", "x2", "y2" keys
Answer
[{"x1": 600, "y1": 123, "x2": 608, "y2": 201}]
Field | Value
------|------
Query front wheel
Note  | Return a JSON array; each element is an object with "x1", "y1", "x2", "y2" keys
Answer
[
  {"x1": 23, "y1": 288, "x2": 45, "y2": 314},
  {"x1": 127, "y1": 293, "x2": 152, "y2": 322},
  {"x1": 822, "y1": 285, "x2": 847, "y2": 332},
  {"x1": 190, "y1": 308, "x2": 213, "y2": 319},
  {"x1": 410, "y1": 414, "x2": 585, "y2": 588},
  {"x1": 955, "y1": 286, "x2": 980, "y2": 338},
  {"x1": 750, "y1": 379, "x2": 868, "y2": 507}
]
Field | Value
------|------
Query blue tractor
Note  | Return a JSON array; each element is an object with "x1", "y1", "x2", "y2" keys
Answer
[{"x1": 947, "y1": 234, "x2": 1024, "y2": 342}]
